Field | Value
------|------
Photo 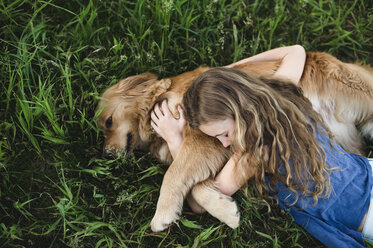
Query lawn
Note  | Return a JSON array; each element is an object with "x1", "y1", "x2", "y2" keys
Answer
[{"x1": 1, "y1": 0, "x2": 372, "y2": 247}]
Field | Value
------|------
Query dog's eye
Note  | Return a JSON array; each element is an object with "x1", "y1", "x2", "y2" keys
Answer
[{"x1": 105, "y1": 117, "x2": 113, "y2": 128}]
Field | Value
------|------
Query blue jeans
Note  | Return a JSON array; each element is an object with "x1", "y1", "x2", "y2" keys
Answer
[{"x1": 362, "y1": 158, "x2": 373, "y2": 241}]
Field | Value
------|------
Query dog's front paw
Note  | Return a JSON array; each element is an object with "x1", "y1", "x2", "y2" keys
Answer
[
  {"x1": 208, "y1": 193, "x2": 240, "y2": 229},
  {"x1": 192, "y1": 184, "x2": 240, "y2": 228},
  {"x1": 150, "y1": 210, "x2": 179, "y2": 232},
  {"x1": 220, "y1": 197, "x2": 240, "y2": 229}
]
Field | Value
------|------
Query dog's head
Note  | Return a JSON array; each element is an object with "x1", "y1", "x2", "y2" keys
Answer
[{"x1": 96, "y1": 72, "x2": 171, "y2": 157}]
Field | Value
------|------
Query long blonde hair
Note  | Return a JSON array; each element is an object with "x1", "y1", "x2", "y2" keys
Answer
[{"x1": 184, "y1": 68, "x2": 332, "y2": 203}]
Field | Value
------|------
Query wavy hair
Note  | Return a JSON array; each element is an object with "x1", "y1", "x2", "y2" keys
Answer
[{"x1": 183, "y1": 67, "x2": 332, "y2": 203}]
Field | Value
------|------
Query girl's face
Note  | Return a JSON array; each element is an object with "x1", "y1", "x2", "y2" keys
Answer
[{"x1": 199, "y1": 118, "x2": 235, "y2": 148}]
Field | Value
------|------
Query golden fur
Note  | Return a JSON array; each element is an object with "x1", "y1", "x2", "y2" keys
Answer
[
  {"x1": 97, "y1": 52, "x2": 373, "y2": 231},
  {"x1": 184, "y1": 68, "x2": 333, "y2": 205}
]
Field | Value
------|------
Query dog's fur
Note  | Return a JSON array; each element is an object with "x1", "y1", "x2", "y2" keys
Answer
[{"x1": 97, "y1": 52, "x2": 373, "y2": 232}]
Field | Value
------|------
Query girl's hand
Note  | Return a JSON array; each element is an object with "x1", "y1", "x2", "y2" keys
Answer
[{"x1": 150, "y1": 100, "x2": 186, "y2": 158}]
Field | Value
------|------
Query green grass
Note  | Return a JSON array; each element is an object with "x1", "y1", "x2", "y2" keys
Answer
[{"x1": 0, "y1": 0, "x2": 372, "y2": 247}]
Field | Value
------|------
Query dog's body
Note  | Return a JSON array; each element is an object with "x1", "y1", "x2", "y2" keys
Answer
[{"x1": 97, "y1": 52, "x2": 373, "y2": 231}]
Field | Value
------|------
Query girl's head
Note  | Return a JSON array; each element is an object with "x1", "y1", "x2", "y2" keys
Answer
[
  {"x1": 183, "y1": 67, "x2": 331, "y2": 203},
  {"x1": 184, "y1": 67, "x2": 278, "y2": 151}
]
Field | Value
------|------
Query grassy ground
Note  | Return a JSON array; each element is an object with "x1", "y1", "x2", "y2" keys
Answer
[{"x1": 1, "y1": 0, "x2": 373, "y2": 247}]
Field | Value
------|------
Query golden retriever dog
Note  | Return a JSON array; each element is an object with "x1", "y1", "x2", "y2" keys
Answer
[{"x1": 96, "y1": 52, "x2": 373, "y2": 232}]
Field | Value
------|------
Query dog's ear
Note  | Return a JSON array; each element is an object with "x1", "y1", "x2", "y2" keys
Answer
[
  {"x1": 118, "y1": 72, "x2": 158, "y2": 92},
  {"x1": 137, "y1": 79, "x2": 172, "y2": 141},
  {"x1": 147, "y1": 78, "x2": 172, "y2": 98}
]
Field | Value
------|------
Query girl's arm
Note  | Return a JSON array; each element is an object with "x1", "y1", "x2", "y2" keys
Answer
[
  {"x1": 215, "y1": 155, "x2": 242, "y2": 196},
  {"x1": 226, "y1": 45, "x2": 306, "y2": 85},
  {"x1": 216, "y1": 146, "x2": 268, "y2": 196}
]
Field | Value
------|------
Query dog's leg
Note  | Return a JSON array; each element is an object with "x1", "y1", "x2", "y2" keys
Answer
[
  {"x1": 150, "y1": 128, "x2": 230, "y2": 232},
  {"x1": 190, "y1": 179, "x2": 240, "y2": 228}
]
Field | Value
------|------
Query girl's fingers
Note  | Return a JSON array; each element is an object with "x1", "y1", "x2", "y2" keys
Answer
[
  {"x1": 151, "y1": 110, "x2": 158, "y2": 122},
  {"x1": 177, "y1": 105, "x2": 185, "y2": 120},
  {"x1": 151, "y1": 120, "x2": 159, "y2": 131},
  {"x1": 153, "y1": 104, "x2": 163, "y2": 118},
  {"x1": 161, "y1": 100, "x2": 171, "y2": 116}
]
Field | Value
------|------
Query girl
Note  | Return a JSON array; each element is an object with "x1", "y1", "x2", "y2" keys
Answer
[{"x1": 150, "y1": 46, "x2": 373, "y2": 247}]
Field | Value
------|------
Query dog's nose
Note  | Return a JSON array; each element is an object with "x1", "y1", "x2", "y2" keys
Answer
[{"x1": 102, "y1": 151, "x2": 115, "y2": 159}]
